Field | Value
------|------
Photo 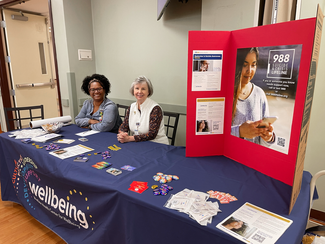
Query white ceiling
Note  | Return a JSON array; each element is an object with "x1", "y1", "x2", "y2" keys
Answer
[{"x1": 9, "y1": 0, "x2": 49, "y2": 16}]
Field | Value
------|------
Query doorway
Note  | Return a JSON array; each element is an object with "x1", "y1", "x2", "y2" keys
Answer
[{"x1": 0, "y1": 0, "x2": 62, "y2": 131}]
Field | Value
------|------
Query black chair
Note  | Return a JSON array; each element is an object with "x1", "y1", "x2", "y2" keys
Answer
[
  {"x1": 4, "y1": 105, "x2": 44, "y2": 131},
  {"x1": 163, "y1": 111, "x2": 180, "y2": 146},
  {"x1": 116, "y1": 104, "x2": 129, "y2": 121}
]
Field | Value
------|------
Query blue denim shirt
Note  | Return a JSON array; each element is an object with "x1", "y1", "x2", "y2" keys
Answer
[{"x1": 75, "y1": 98, "x2": 122, "y2": 133}]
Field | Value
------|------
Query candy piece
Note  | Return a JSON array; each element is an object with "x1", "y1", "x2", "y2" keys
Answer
[
  {"x1": 153, "y1": 190, "x2": 160, "y2": 195},
  {"x1": 151, "y1": 185, "x2": 158, "y2": 189},
  {"x1": 153, "y1": 184, "x2": 173, "y2": 196},
  {"x1": 165, "y1": 176, "x2": 172, "y2": 182},
  {"x1": 159, "y1": 189, "x2": 168, "y2": 195},
  {"x1": 153, "y1": 175, "x2": 161, "y2": 181},
  {"x1": 159, "y1": 178, "x2": 167, "y2": 184},
  {"x1": 172, "y1": 175, "x2": 179, "y2": 180},
  {"x1": 101, "y1": 150, "x2": 111, "y2": 160}
]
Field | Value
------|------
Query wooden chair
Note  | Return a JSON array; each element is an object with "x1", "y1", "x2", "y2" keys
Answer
[
  {"x1": 4, "y1": 105, "x2": 44, "y2": 131},
  {"x1": 163, "y1": 111, "x2": 180, "y2": 146}
]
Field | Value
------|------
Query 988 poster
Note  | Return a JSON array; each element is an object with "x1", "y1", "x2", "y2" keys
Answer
[{"x1": 231, "y1": 45, "x2": 302, "y2": 154}]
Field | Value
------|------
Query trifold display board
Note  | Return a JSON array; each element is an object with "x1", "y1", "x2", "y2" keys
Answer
[{"x1": 186, "y1": 7, "x2": 323, "y2": 214}]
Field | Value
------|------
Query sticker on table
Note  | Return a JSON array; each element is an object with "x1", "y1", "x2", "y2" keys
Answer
[
  {"x1": 121, "y1": 165, "x2": 136, "y2": 171},
  {"x1": 106, "y1": 168, "x2": 122, "y2": 176}
]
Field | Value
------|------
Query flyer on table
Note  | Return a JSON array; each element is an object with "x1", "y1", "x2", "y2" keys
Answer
[
  {"x1": 192, "y1": 50, "x2": 223, "y2": 91},
  {"x1": 216, "y1": 202, "x2": 292, "y2": 244},
  {"x1": 49, "y1": 144, "x2": 94, "y2": 159}
]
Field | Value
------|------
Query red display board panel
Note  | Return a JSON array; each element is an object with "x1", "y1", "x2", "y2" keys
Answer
[{"x1": 186, "y1": 18, "x2": 317, "y2": 187}]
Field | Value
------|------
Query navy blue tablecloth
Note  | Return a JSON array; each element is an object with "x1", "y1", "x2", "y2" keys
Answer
[{"x1": 0, "y1": 125, "x2": 312, "y2": 244}]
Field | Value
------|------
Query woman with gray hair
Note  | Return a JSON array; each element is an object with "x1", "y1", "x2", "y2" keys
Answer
[{"x1": 117, "y1": 76, "x2": 169, "y2": 144}]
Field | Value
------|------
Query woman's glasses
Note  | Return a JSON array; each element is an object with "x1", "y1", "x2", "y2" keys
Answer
[{"x1": 89, "y1": 87, "x2": 103, "y2": 92}]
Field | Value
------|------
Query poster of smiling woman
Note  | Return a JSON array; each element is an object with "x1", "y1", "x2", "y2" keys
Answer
[{"x1": 231, "y1": 45, "x2": 302, "y2": 154}]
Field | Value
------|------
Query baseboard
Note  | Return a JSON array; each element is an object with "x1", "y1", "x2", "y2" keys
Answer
[{"x1": 310, "y1": 209, "x2": 325, "y2": 224}]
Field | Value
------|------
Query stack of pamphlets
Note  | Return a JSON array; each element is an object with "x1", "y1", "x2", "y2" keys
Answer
[
  {"x1": 9, "y1": 129, "x2": 46, "y2": 139},
  {"x1": 164, "y1": 188, "x2": 221, "y2": 226}
]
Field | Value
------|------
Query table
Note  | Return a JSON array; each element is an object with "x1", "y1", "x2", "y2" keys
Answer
[{"x1": 0, "y1": 125, "x2": 312, "y2": 244}]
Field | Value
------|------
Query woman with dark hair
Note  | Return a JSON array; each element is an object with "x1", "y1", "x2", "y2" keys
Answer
[
  {"x1": 222, "y1": 217, "x2": 247, "y2": 235},
  {"x1": 231, "y1": 47, "x2": 275, "y2": 145},
  {"x1": 117, "y1": 76, "x2": 169, "y2": 145},
  {"x1": 197, "y1": 120, "x2": 208, "y2": 132},
  {"x1": 222, "y1": 218, "x2": 244, "y2": 231},
  {"x1": 199, "y1": 60, "x2": 209, "y2": 72},
  {"x1": 75, "y1": 74, "x2": 122, "y2": 132}
]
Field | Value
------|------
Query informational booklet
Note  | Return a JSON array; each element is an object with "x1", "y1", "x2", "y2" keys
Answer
[
  {"x1": 49, "y1": 144, "x2": 94, "y2": 159},
  {"x1": 216, "y1": 202, "x2": 292, "y2": 244}
]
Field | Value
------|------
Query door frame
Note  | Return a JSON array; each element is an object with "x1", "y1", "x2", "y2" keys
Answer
[{"x1": 0, "y1": 0, "x2": 62, "y2": 128}]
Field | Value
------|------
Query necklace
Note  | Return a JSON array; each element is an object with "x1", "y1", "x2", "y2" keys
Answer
[
  {"x1": 240, "y1": 83, "x2": 252, "y2": 96},
  {"x1": 241, "y1": 89, "x2": 249, "y2": 96}
]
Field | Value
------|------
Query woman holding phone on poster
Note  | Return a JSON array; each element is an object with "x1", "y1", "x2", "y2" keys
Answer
[{"x1": 231, "y1": 47, "x2": 275, "y2": 146}]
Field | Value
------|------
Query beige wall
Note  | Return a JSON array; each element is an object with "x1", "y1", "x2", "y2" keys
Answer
[
  {"x1": 201, "y1": 0, "x2": 259, "y2": 30},
  {"x1": 51, "y1": 0, "x2": 71, "y2": 116},
  {"x1": 52, "y1": 0, "x2": 96, "y2": 119},
  {"x1": 92, "y1": 0, "x2": 201, "y2": 106},
  {"x1": 91, "y1": 0, "x2": 202, "y2": 147}
]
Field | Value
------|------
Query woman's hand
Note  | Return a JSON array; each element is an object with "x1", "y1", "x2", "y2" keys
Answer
[
  {"x1": 88, "y1": 119, "x2": 99, "y2": 125},
  {"x1": 239, "y1": 120, "x2": 274, "y2": 142},
  {"x1": 117, "y1": 132, "x2": 135, "y2": 143},
  {"x1": 260, "y1": 124, "x2": 274, "y2": 142},
  {"x1": 239, "y1": 120, "x2": 263, "y2": 139}
]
